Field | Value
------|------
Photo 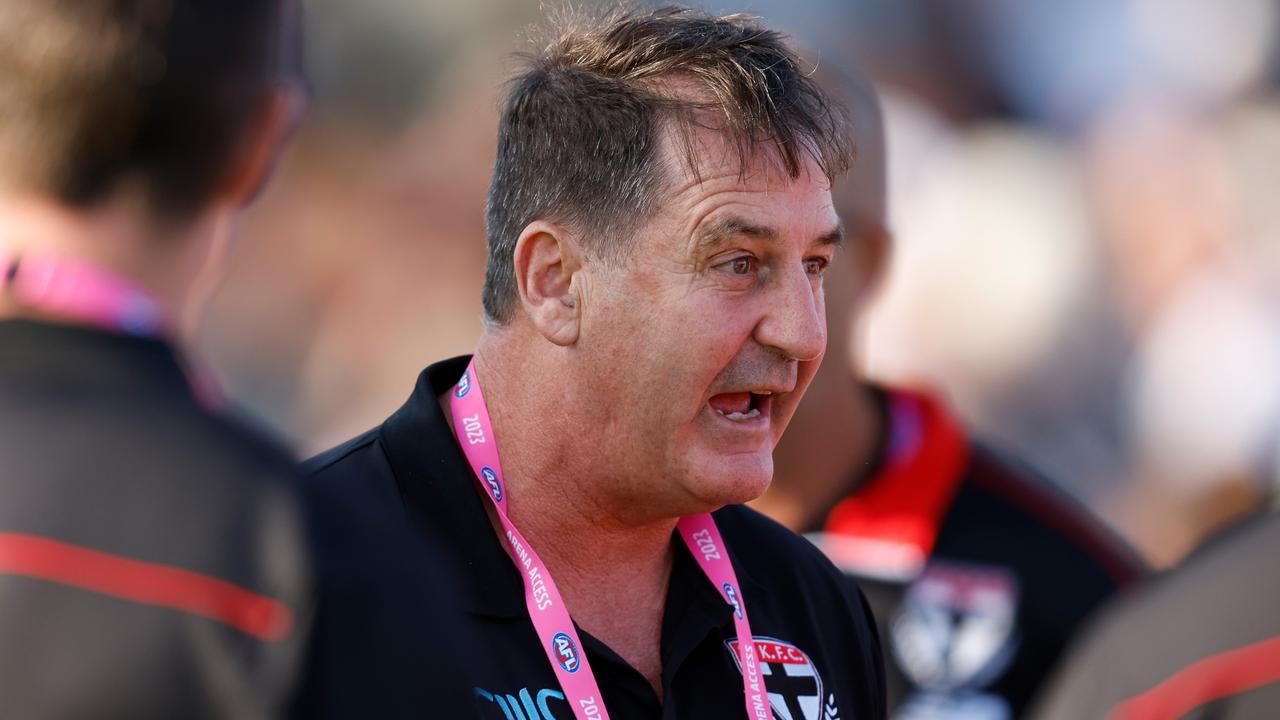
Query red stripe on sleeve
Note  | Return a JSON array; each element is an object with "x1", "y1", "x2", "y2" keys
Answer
[
  {"x1": 0, "y1": 531, "x2": 293, "y2": 641},
  {"x1": 1111, "y1": 634, "x2": 1280, "y2": 720}
]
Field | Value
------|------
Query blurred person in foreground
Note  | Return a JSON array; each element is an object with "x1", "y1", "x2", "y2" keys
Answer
[
  {"x1": 306, "y1": 6, "x2": 886, "y2": 718},
  {"x1": 0, "y1": 3, "x2": 475, "y2": 717},
  {"x1": 1030, "y1": 504, "x2": 1279, "y2": 720},
  {"x1": 753, "y1": 65, "x2": 1146, "y2": 720},
  {"x1": 0, "y1": 0, "x2": 311, "y2": 716}
]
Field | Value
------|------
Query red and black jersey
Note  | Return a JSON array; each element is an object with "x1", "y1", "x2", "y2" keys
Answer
[
  {"x1": 808, "y1": 386, "x2": 1145, "y2": 719},
  {"x1": 0, "y1": 320, "x2": 311, "y2": 717},
  {"x1": 0, "y1": 320, "x2": 473, "y2": 718}
]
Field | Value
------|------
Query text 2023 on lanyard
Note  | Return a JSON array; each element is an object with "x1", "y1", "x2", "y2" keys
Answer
[{"x1": 450, "y1": 360, "x2": 771, "y2": 720}]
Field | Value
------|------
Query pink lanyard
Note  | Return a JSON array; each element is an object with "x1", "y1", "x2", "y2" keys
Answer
[
  {"x1": 1, "y1": 248, "x2": 222, "y2": 409},
  {"x1": 2, "y1": 248, "x2": 169, "y2": 335},
  {"x1": 450, "y1": 360, "x2": 770, "y2": 720}
]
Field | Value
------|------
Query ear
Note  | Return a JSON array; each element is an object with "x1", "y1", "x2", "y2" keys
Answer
[
  {"x1": 217, "y1": 85, "x2": 307, "y2": 208},
  {"x1": 513, "y1": 220, "x2": 583, "y2": 346}
]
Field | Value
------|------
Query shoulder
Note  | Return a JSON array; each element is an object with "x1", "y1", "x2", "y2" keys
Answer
[
  {"x1": 91, "y1": 399, "x2": 307, "y2": 526},
  {"x1": 74, "y1": 394, "x2": 305, "y2": 505},
  {"x1": 1097, "y1": 510, "x2": 1278, "y2": 626},
  {"x1": 164, "y1": 406, "x2": 310, "y2": 566},
  {"x1": 958, "y1": 442, "x2": 1146, "y2": 588},
  {"x1": 1031, "y1": 512, "x2": 1280, "y2": 720},
  {"x1": 301, "y1": 426, "x2": 383, "y2": 478},
  {"x1": 300, "y1": 426, "x2": 405, "y2": 525},
  {"x1": 301, "y1": 425, "x2": 399, "y2": 506},
  {"x1": 195, "y1": 406, "x2": 300, "y2": 481}
]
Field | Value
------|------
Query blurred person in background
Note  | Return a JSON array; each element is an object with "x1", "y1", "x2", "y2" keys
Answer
[
  {"x1": 306, "y1": 6, "x2": 887, "y2": 718},
  {"x1": 753, "y1": 61, "x2": 1146, "y2": 720},
  {"x1": 1031, "y1": 506, "x2": 1280, "y2": 719},
  {"x1": 0, "y1": 0, "x2": 311, "y2": 716},
  {"x1": 1086, "y1": 103, "x2": 1280, "y2": 568},
  {"x1": 1027, "y1": 79, "x2": 1280, "y2": 720}
]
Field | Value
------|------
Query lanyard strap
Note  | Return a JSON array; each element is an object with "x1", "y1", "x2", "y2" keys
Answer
[
  {"x1": 674, "y1": 514, "x2": 771, "y2": 719},
  {"x1": 2, "y1": 248, "x2": 169, "y2": 336},
  {"x1": 1, "y1": 247, "x2": 223, "y2": 409},
  {"x1": 448, "y1": 360, "x2": 768, "y2": 720}
]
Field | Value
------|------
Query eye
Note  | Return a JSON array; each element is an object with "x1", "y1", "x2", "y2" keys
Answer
[
  {"x1": 804, "y1": 257, "x2": 829, "y2": 276},
  {"x1": 721, "y1": 256, "x2": 758, "y2": 275}
]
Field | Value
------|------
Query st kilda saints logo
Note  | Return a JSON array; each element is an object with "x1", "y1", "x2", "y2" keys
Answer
[
  {"x1": 726, "y1": 637, "x2": 841, "y2": 720},
  {"x1": 551, "y1": 632, "x2": 580, "y2": 673},
  {"x1": 890, "y1": 561, "x2": 1019, "y2": 719}
]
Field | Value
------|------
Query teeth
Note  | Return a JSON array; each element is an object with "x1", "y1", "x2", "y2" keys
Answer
[{"x1": 724, "y1": 408, "x2": 761, "y2": 421}]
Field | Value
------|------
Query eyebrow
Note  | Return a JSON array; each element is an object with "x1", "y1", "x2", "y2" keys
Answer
[{"x1": 693, "y1": 216, "x2": 844, "y2": 256}]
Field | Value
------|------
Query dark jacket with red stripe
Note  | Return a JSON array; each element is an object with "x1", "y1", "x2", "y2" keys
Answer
[
  {"x1": 1031, "y1": 509, "x2": 1280, "y2": 720},
  {"x1": 0, "y1": 320, "x2": 311, "y2": 718},
  {"x1": 808, "y1": 386, "x2": 1145, "y2": 719}
]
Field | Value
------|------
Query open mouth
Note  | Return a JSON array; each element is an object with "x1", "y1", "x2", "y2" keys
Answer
[{"x1": 708, "y1": 390, "x2": 773, "y2": 421}]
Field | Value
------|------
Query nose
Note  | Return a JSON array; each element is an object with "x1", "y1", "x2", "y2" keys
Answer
[{"x1": 754, "y1": 265, "x2": 826, "y2": 362}]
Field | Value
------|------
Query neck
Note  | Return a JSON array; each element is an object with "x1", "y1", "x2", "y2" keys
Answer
[
  {"x1": 471, "y1": 334, "x2": 682, "y2": 549},
  {"x1": 461, "y1": 334, "x2": 677, "y2": 691},
  {"x1": 752, "y1": 355, "x2": 882, "y2": 533},
  {"x1": 0, "y1": 192, "x2": 227, "y2": 344}
]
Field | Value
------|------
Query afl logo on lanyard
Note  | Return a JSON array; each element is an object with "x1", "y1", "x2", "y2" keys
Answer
[
  {"x1": 455, "y1": 370, "x2": 472, "y2": 398},
  {"x1": 481, "y1": 466, "x2": 503, "y2": 502},
  {"x1": 724, "y1": 582, "x2": 744, "y2": 620},
  {"x1": 552, "y1": 632, "x2": 580, "y2": 673}
]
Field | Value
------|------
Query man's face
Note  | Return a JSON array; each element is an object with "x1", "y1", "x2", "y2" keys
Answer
[{"x1": 577, "y1": 129, "x2": 841, "y2": 519}]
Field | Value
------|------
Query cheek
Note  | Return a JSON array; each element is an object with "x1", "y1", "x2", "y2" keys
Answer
[
  {"x1": 585, "y1": 302, "x2": 705, "y2": 432},
  {"x1": 676, "y1": 298, "x2": 758, "y2": 380},
  {"x1": 772, "y1": 357, "x2": 822, "y2": 439},
  {"x1": 633, "y1": 310, "x2": 751, "y2": 450},
  {"x1": 594, "y1": 283, "x2": 763, "y2": 432}
]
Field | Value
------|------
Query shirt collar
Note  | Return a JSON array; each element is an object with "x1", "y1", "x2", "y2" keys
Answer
[
  {"x1": 0, "y1": 319, "x2": 191, "y2": 399},
  {"x1": 378, "y1": 355, "x2": 527, "y2": 618}
]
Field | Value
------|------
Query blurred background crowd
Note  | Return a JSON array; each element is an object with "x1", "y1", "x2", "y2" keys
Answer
[{"x1": 207, "y1": 0, "x2": 1280, "y2": 570}]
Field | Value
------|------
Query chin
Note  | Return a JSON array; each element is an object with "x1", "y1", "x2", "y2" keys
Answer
[{"x1": 684, "y1": 450, "x2": 774, "y2": 509}]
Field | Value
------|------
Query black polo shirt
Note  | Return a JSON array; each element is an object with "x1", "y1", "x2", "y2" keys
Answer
[{"x1": 305, "y1": 356, "x2": 887, "y2": 720}]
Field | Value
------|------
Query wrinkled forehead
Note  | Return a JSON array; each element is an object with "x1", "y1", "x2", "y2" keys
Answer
[
  {"x1": 651, "y1": 113, "x2": 834, "y2": 202},
  {"x1": 642, "y1": 123, "x2": 841, "y2": 265}
]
